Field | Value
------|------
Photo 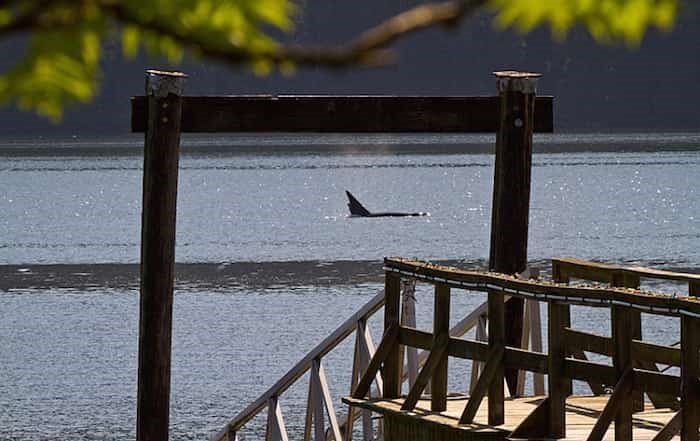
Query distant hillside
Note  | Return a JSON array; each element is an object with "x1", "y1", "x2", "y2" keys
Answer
[{"x1": 1, "y1": 1, "x2": 699, "y2": 136}]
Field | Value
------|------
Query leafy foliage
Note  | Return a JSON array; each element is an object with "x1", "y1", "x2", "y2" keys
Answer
[
  {"x1": 0, "y1": 0, "x2": 680, "y2": 120},
  {"x1": 0, "y1": 0, "x2": 294, "y2": 120},
  {"x1": 489, "y1": 0, "x2": 678, "y2": 43}
]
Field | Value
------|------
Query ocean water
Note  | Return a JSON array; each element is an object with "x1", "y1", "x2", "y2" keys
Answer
[{"x1": 0, "y1": 133, "x2": 699, "y2": 440}]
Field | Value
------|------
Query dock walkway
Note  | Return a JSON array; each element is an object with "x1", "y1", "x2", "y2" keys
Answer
[{"x1": 344, "y1": 395, "x2": 679, "y2": 441}]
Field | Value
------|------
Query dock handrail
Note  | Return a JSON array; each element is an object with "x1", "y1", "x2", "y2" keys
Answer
[
  {"x1": 213, "y1": 274, "x2": 540, "y2": 440},
  {"x1": 385, "y1": 257, "x2": 700, "y2": 316},
  {"x1": 347, "y1": 257, "x2": 700, "y2": 441},
  {"x1": 212, "y1": 291, "x2": 385, "y2": 441}
]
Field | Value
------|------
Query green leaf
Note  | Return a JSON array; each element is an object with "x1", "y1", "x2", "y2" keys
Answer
[
  {"x1": 488, "y1": 0, "x2": 678, "y2": 44},
  {"x1": 122, "y1": 25, "x2": 141, "y2": 58},
  {"x1": 0, "y1": 8, "x2": 11, "y2": 26}
]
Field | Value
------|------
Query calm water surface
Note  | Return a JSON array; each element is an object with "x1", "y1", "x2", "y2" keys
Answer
[{"x1": 0, "y1": 134, "x2": 698, "y2": 440}]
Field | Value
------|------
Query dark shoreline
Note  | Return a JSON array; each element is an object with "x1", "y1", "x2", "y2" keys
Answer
[
  {"x1": 0, "y1": 133, "x2": 699, "y2": 157},
  {"x1": 2, "y1": 259, "x2": 698, "y2": 292}
]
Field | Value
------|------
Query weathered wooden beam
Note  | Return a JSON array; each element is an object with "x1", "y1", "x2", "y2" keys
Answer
[
  {"x1": 266, "y1": 396, "x2": 290, "y2": 441},
  {"x1": 431, "y1": 284, "x2": 450, "y2": 412},
  {"x1": 384, "y1": 257, "x2": 700, "y2": 319},
  {"x1": 612, "y1": 306, "x2": 634, "y2": 440},
  {"x1": 652, "y1": 410, "x2": 682, "y2": 441},
  {"x1": 459, "y1": 346, "x2": 504, "y2": 424},
  {"x1": 352, "y1": 324, "x2": 399, "y2": 399},
  {"x1": 681, "y1": 316, "x2": 700, "y2": 441},
  {"x1": 633, "y1": 369, "x2": 680, "y2": 396},
  {"x1": 383, "y1": 273, "x2": 402, "y2": 398},
  {"x1": 136, "y1": 70, "x2": 185, "y2": 441},
  {"x1": 398, "y1": 327, "x2": 548, "y2": 373},
  {"x1": 470, "y1": 315, "x2": 487, "y2": 393},
  {"x1": 548, "y1": 301, "x2": 568, "y2": 439},
  {"x1": 489, "y1": 71, "x2": 540, "y2": 395},
  {"x1": 488, "y1": 289, "x2": 505, "y2": 425},
  {"x1": 311, "y1": 359, "x2": 342, "y2": 441},
  {"x1": 401, "y1": 333, "x2": 449, "y2": 411},
  {"x1": 564, "y1": 328, "x2": 614, "y2": 356},
  {"x1": 510, "y1": 398, "x2": 550, "y2": 439},
  {"x1": 613, "y1": 269, "x2": 645, "y2": 412},
  {"x1": 585, "y1": 368, "x2": 634, "y2": 441},
  {"x1": 131, "y1": 95, "x2": 554, "y2": 133},
  {"x1": 552, "y1": 257, "x2": 622, "y2": 284}
]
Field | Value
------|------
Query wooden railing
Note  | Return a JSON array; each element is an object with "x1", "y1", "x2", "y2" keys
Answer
[
  {"x1": 213, "y1": 275, "x2": 547, "y2": 441},
  {"x1": 349, "y1": 257, "x2": 700, "y2": 441},
  {"x1": 211, "y1": 290, "x2": 385, "y2": 441}
]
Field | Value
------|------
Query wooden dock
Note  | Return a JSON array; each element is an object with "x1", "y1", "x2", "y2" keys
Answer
[
  {"x1": 344, "y1": 395, "x2": 680, "y2": 441},
  {"x1": 342, "y1": 257, "x2": 700, "y2": 441}
]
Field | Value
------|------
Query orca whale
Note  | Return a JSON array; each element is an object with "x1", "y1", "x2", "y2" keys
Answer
[{"x1": 345, "y1": 191, "x2": 429, "y2": 217}]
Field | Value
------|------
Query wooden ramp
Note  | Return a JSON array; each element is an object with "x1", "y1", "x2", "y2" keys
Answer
[{"x1": 344, "y1": 395, "x2": 679, "y2": 441}]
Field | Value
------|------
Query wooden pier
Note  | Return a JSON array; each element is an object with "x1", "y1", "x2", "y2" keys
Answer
[
  {"x1": 342, "y1": 257, "x2": 700, "y2": 441},
  {"x1": 131, "y1": 70, "x2": 699, "y2": 440}
]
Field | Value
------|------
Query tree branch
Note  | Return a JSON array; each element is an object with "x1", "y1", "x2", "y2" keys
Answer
[{"x1": 104, "y1": 0, "x2": 488, "y2": 68}]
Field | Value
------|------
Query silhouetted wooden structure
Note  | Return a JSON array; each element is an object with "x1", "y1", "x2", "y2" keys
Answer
[
  {"x1": 344, "y1": 257, "x2": 700, "y2": 441},
  {"x1": 132, "y1": 70, "x2": 553, "y2": 440}
]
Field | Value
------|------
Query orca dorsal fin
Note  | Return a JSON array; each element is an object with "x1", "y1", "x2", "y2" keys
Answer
[{"x1": 345, "y1": 191, "x2": 372, "y2": 216}]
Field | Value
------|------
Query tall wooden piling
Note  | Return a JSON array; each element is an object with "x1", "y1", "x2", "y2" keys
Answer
[
  {"x1": 136, "y1": 70, "x2": 186, "y2": 441},
  {"x1": 488, "y1": 70, "x2": 540, "y2": 394}
]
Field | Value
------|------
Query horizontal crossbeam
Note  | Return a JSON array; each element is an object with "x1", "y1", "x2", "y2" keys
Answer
[{"x1": 131, "y1": 95, "x2": 554, "y2": 133}]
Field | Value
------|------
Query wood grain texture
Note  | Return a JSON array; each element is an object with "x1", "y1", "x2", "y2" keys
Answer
[
  {"x1": 681, "y1": 316, "x2": 700, "y2": 441},
  {"x1": 137, "y1": 87, "x2": 183, "y2": 441},
  {"x1": 432, "y1": 284, "x2": 450, "y2": 411},
  {"x1": 344, "y1": 395, "x2": 682, "y2": 441},
  {"x1": 383, "y1": 273, "x2": 402, "y2": 398},
  {"x1": 487, "y1": 290, "x2": 505, "y2": 426},
  {"x1": 131, "y1": 95, "x2": 554, "y2": 133}
]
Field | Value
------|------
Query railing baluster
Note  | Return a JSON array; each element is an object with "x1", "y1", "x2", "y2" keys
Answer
[
  {"x1": 487, "y1": 289, "x2": 505, "y2": 425},
  {"x1": 470, "y1": 314, "x2": 487, "y2": 393},
  {"x1": 311, "y1": 358, "x2": 343, "y2": 441},
  {"x1": 612, "y1": 305, "x2": 634, "y2": 440},
  {"x1": 516, "y1": 299, "x2": 531, "y2": 397},
  {"x1": 304, "y1": 379, "x2": 313, "y2": 441},
  {"x1": 383, "y1": 273, "x2": 402, "y2": 398},
  {"x1": 529, "y1": 299, "x2": 545, "y2": 396},
  {"x1": 310, "y1": 359, "x2": 325, "y2": 441},
  {"x1": 345, "y1": 322, "x2": 362, "y2": 441},
  {"x1": 401, "y1": 279, "x2": 419, "y2": 389},
  {"x1": 266, "y1": 396, "x2": 289, "y2": 441},
  {"x1": 432, "y1": 283, "x2": 450, "y2": 411},
  {"x1": 357, "y1": 320, "x2": 375, "y2": 441},
  {"x1": 681, "y1": 315, "x2": 700, "y2": 441},
  {"x1": 548, "y1": 300, "x2": 567, "y2": 438}
]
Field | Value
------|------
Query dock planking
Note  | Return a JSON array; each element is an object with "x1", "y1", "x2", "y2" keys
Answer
[{"x1": 343, "y1": 395, "x2": 680, "y2": 441}]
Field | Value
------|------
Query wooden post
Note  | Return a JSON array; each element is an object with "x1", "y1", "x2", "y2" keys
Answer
[
  {"x1": 614, "y1": 272, "x2": 645, "y2": 412},
  {"x1": 548, "y1": 301, "x2": 567, "y2": 439},
  {"x1": 383, "y1": 273, "x2": 402, "y2": 398},
  {"x1": 136, "y1": 70, "x2": 185, "y2": 441},
  {"x1": 487, "y1": 289, "x2": 505, "y2": 425},
  {"x1": 681, "y1": 315, "x2": 700, "y2": 441},
  {"x1": 432, "y1": 284, "x2": 450, "y2": 411},
  {"x1": 612, "y1": 305, "x2": 633, "y2": 440},
  {"x1": 551, "y1": 261, "x2": 574, "y2": 397},
  {"x1": 489, "y1": 70, "x2": 540, "y2": 395}
]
